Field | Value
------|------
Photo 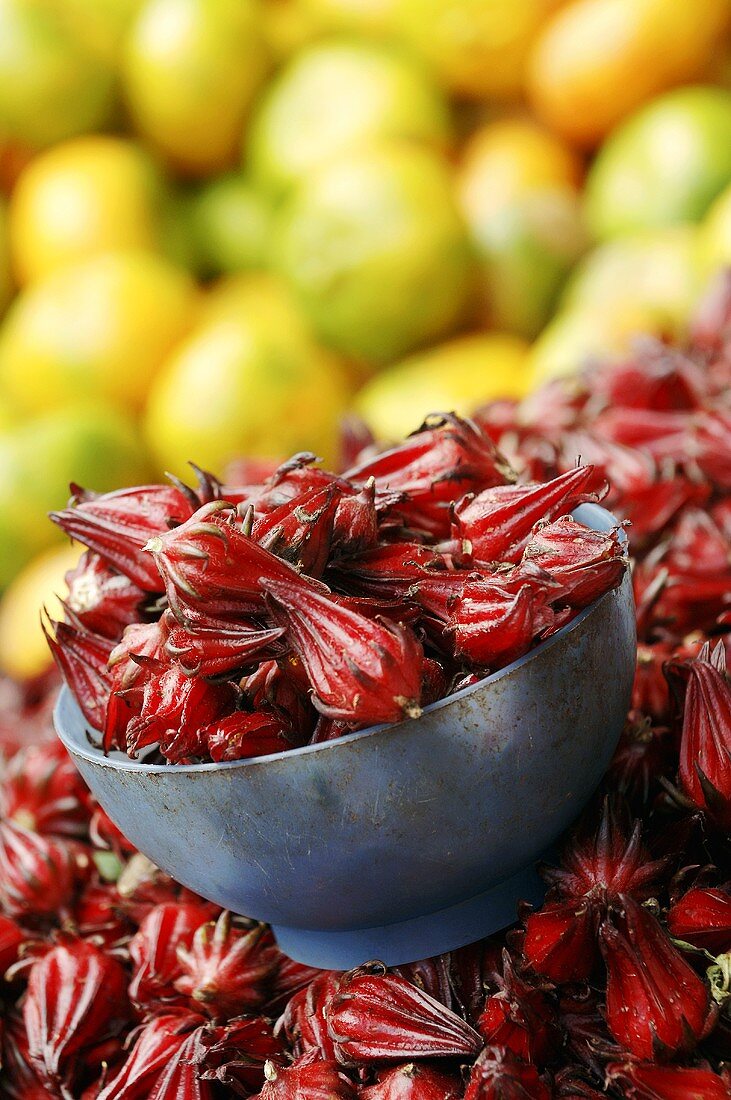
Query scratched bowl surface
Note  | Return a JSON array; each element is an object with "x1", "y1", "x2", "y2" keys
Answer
[{"x1": 56, "y1": 504, "x2": 636, "y2": 967}]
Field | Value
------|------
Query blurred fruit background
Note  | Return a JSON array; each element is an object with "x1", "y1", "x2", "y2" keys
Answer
[{"x1": 1, "y1": 0, "x2": 731, "y2": 679}]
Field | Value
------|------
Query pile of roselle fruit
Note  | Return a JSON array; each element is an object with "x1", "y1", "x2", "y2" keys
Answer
[
  {"x1": 2, "y1": 278, "x2": 731, "y2": 1099},
  {"x1": 44, "y1": 415, "x2": 625, "y2": 764}
]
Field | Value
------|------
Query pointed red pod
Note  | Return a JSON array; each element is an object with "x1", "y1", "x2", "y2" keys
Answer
[
  {"x1": 1, "y1": 1012, "x2": 53, "y2": 1100},
  {"x1": 174, "y1": 912, "x2": 278, "y2": 1017},
  {"x1": 523, "y1": 899, "x2": 598, "y2": 984},
  {"x1": 144, "y1": 500, "x2": 311, "y2": 622},
  {"x1": 448, "y1": 580, "x2": 545, "y2": 669},
  {"x1": 243, "y1": 655, "x2": 318, "y2": 742},
  {"x1": 552, "y1": 1068, "x2": 607, "y2": 1099},
  {"x1": 330, "y1": 542, "x2": 457, "y2": 601},
  {"x1": 43, "y1": 614, "x2": 113, "y2": 729},
  {"x1": 359, "y1": 1062, "x2": 462, "y2": 1099},
  {"x1": 251, "y1": 1054, "x2": 356, "y2": 1100},
  {"x1": 24, "y1": 937, "x2": 130, "y2": 1092},
  {"x1": 665, "y1": 642, "x2": 731, "y2": 829},
  {"x1": 129, "y1": 902, "x2": 214, "y2": 1011},
  {"x1": 65, "y1": 550, "x2": 147, "y2": 640},
  {"x1": 203, "y1": 710, "x2": 295, "y2": 762},
  {"x1": 605, "y1": 1059, "x2": 731, "y2": 1099},
  {"x1": 589, "y1": 340, "x2": 705, "y2": 412},
  {"x1": 666, "y1": 886, "x2": 731, "y2": 953},
  {"x1": 278, "y1": 969, "x2": 342, "y2": 1060},
  {"x1": 454, "y1": 465, "x2": 606, "y2": 566},
  {"x1": 476, "y1": 954, "x2": 556, "y2": 1066},
  {"x1": 97, "y1": 1011, "x2": 206, "y2": 1100},
  {"x1": 50, "y1": 483, "x2": 196, "y2": 591},
  {"x1": 331, "y1": 479, "x2": 379, "y2": 556},
  {"x1": 263, "y1": 574, "x2": 424, "y2": 725},
  {"x1": 0, "y1": 821, "x2": 89, "y2": 920},
  {"x1": 599, "y1": 894, "x2": 714, "y2": 1061},
  {"x1": 393, "y1": 955, "x2": 453, "y2": 1011},
  {"x1": 1, "y1": 739, "x2": 89, "y2": 837},
  {"x1": 325, "y1": 966, "x2": 483, "y2": 1065},
  {"x1": 0, "y1": 913, "x2": 23, "y2": 975},
  {"x1": 165, "y1": 616, "x2": 286, "y2": 678},
  {"x1": 464, "y1": 1047, "x2": 551, "y2": 1100},
  {"x1": 521, "y1": 516, "x2": 626, "y2": 609},
  {"x1": 72, "y1": 879, "x2": 133, "y2": 949},
  {"x1": 252, "y1": 484, "x2": 340, "y2": 577},
  {"x1": 196, "y1": 1014, "x2": 284, "y2": 1094},
  {"x1": 264, "y1": 949, "x2": 324, "y2": 1016},
  {"x1": 541, "y1": 797, "x2": 667, "y2": 906},
  {"x1": 345, "y1": 414, "x2": 517, "y2": 536},
  {"x1": 105, "y1": 656, "x2": 238, "y2": 761},
  {"x1": 147, "y1": 1027, "x2": 213, "y2": 1100}
]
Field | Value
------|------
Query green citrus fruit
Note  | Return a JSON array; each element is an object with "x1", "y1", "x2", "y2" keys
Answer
[{"x1": 187, "y1": 173, "x2": 272, "y2": 276}]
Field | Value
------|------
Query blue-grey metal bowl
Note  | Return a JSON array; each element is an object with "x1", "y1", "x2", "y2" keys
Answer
[{"x1": 55, "y1": 503, "x2": 635, "y2": 968}]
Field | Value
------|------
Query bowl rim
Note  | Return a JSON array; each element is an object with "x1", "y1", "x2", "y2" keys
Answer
[{"x1": 55, "y1": 503, "x2": 629, "y2": 775}]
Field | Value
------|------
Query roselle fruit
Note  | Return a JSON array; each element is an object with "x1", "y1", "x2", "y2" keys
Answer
[
  {"x1": 44, "y1": 614, "x2": 113, "y2": 729},
  {"x1": 0, "y1": 821, "x2": 89, "y2": 921},
  {"x1": 165, "y1": 617, "x2": 285, "y2": 678},
  {"x1": 128, "y1": 902, "x2": 214, "y2": 1010},
  {"x1": 0, "y1": 913, "x2": 23, "y2": 975},
  {"x1": 252, "y1": 483, "x2": 341, "y2": 576},
  {"x1": 666, "y1": 885, "x2": 731, "y2": 952},
  {"x1": 65, "y1": 550, "x2": 147, "y2": 641},
  {"x1": 278, "y1": 969, "x2": 342, "y2": 1060},
  {"x1": 97, "y1": 1011, "x2": 206, "y2": 1100},
  {"x1": 252, "y1": 1054, "x2": 356, "y2": 1100},
  {"x1": 464, "y1": 1047, "x2": 551, "y2": 1100},
  {"x1": 195, "y1": 1014, "x2": 283, "y2": 1094},
  {"x1": 522, "y1": 898, "x2": 598, "y2": 983},
  {"x1": 203, "y1": 709, "x2": 295, "y2": 762},
  {"x1": 476, "y1": 953, "x2": 556, "y2": 1065},
  {"x1": 174, "y1": 912, "x2": 278, "y2": 1017},
  {"x1": 24, "y1": 937, "x2": 130, "y2": 1092},
  {"x1": 448, "y1": 579, "x2": 550, "y2": 669},
  {"x1": 599, "y1": 894, "x2": 714, "y2": 1060},
  {"x1": 359, "y1": 1063, "x2": 462, "y2": 1099},
  {"x1": 146, "y1": 1027, "x2": 213, "y2": 1100},
  {"x1": 1, "y1": 739, "x2": 89, "y2": 837},
  {"x1": 522, "y1": 516, "x2": 626, "y2": 609},
  {"x1": 605, "y1": 1059, "x2": 731, "y2": 1099},
  {"x1": 326, "y1": 967, "x2": 483, "y2": 1065},
  {"x1": 263, "y1": 574, "x2": 424, "y2": 724}
]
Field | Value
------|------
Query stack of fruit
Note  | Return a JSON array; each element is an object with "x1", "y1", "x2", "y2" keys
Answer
[{"x1": 2, "y1": 0, "x2": 731, "y2": 685}]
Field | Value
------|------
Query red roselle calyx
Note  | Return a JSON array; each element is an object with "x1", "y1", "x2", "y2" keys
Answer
[
  {"x1": 464, "y1": 1047, "x2": 551, "y2": 1100},
  {"x1": 665, "y1": 641, "x2": 731, "y2": 829},
  {"x1": 277, "y1": 969, "x2": 342, "y2": 1061},
  {"x1": 252, "y1": 1054, "x2": 356, "y2": 1100},
  {"x1": 43, "y1": 614, "x2": 113, "y2": 730},
  {"x1": 0, "y1": 821, "x2": 89, "y2": 920},
  {"x1": 522, "y1": 898, "x2": 598, "y2": 984},
  {"x1": 476, "y1": 953, "x2": 556, "y2": 1066},
  {"x1": 0, "y1": 914, "x2": 23, "y2": 975},
  {"x1": 325, "y1": 966, "x2": 483, "y2": 1065},
  {"x1": 521, "y1": 516, "x2": 627, "y2": 609},
  {"x1": 174, "y1": 912, "x2": 278, "y2": 1017},
  {"x1": 128, "y1": 902, "x2": 215, "y2": 1010},
  {"x1": 96, "y1": 1011, "x2": 205, "y2": 1100},
  {"x1": 605, "y1": 1059, "x2": 731, "y2": 1099},
  {"x1": 359, "y1": 1063, "x2": 463, "y2": 1099},
  {"x1": 203, "y1": 709, "x2": 295, "y2": 762},
  {"x1": 599, "y1": 894, "x2": 714, "y2": 1060},
  {"x1": 263, "y1": 574, "x2": 424, "y2": 724},
  {"x1": 666, "y1": 885, "x2": 731, "y2": 952},
  {"x1": 0, "y1": 740, "x2": 89, "y2": 837},
  {"x1": 165, "y1": 617, "x2": 285, "y2": 678},
  {"x1": 64, "y1": 550, "x2": 147, "y2": 640}
]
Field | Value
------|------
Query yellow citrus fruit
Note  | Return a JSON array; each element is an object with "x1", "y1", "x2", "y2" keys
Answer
[
  {"x1": 457, "y1": 118, "x2": 582, "y2": 224},
  {"x1": 55, "y1": 0, "x2": 145, "y2": 64},
  {"x1": 245, "y1": 40, "x2": 451, "y2": 196},
  {"x1": 187, "y1": 173, "x2": 272, "y2": 276},
  {"x1": 527, "y1": 0, "x2": 731, "y2": 148},
  {"x1": 0, "y1": 0, "x2": 115, "y2": 150},
  {"x1": 144, "y1": 274, "x2": 352, "y2": 477},
  {"x1": 0, "y1": 196, "x2": 14, "y2": 315},
  {"x1": 123, "y1": 0, "x2": 268, "y2": 177},
  {"x1": 273, "y1": 142, "x2": 471, "y2": 366},
  {"x1": 8, "y1": 135, "x2": 169, "y2": 285},
  {"x1": 0, "y1": 250, "x2": 197, "y2": 415},
  {"x1": 698, "y1": 181, "x2": 731, "y2": 273},
  {"x1": 301, "y1": 0, "x2": 398, "y2": 36},
  {"x1": 354, "y1": 333, "x2": 532, "y2": 440},
  {"x1": 392, "y1": 0, "x2": 561, "y2": 101},
  {"x1": 0, "y1": 402, "x2": 149, "y2": 588},
  {"x1": 0, "y1": 541, "x2": 81, "y2": 680},
  {"x1": 585, "y1": 86, "x2": 731, "y2": 240},
  {"x1": 261, "y1": 0, "x2": 319, "y2": 63}
]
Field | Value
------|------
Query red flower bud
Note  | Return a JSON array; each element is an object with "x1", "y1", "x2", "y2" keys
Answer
[
  {"x1": 330, "y1": 542, "x2": 456, "y2": 601},
  {"x1": 331, "y1": 479, "x2": 379, "y2": 556},
  {"x1": 24, "y1": 937, "x2": 130, "y2": 1092},
  {"x1": 522, "y1": 517, "x2": 626, "y2": 609},
  {"x1": 147, "y1": 1027, "x2": 213, "y2": 1100},
  {"x1": 326, "y1": 966, "x2": 483, "y2": 1065},
  {"x1": 599, "y1": 895, "x2": 714, "y2": 1060},
  {"x1": 590, "y1": 341, "x2": 704, "y2": 412},
  {"x1": 65, "y1": 550, "x2": 147, "y2": 640},
  {"x1": 97, "y1": 1011, "x2": 205, "y2": 1100},
  {"x1": 464, "y1": 1047, "x2": 551, "y2": 1100},
  {"x1": 263, "y1": 574, "x2": 423, "y2": 724},
  {"x1": 448, "y1": 580, "x2": 548, "y2": 669},
  {"x1": 50, "y1": 484, "x2": 196, "y2": 591},
  {"x1": 278, "y1": 970, "x2": 342, "y2": 1061},
  {"x1": 523, "y1": 899, "x2": 598, "y2": 984},
  {"x1": 666, "y1": 886, "x2": 731, "y2": 953},
  {"x1": 129, "y1": 902, "x2": 214, "y2": 1011},
  {"x1": 1, "y1": 740, "x2": 89, "y2": 838},
  {"x1": 165, "y1": 617, "x2": 285, "y2": 678},
  {"x1": 454, "y1": 465, "x2": 606, "y2": 566},
  {"x1": 665, "y1": 641, "x2": 731, "y2": 829},
  {"x1": 43, "y1": 614, "x2": 113, "y2": 729},
  {"x1": 0, "y1": 821, "x2": 89, "y2": 920},
  {"x1": 605, "y1": 1059, "x2": 731, "y2": 1099},
  {"x1": 174, "y1": 913, "x2": 278, "y2": 1017},
  {"x1": 359, "y1": 1062, "x2": 462, "y2": 1099},
  {"x1": 252, "y1": 1053, "x2": 356, "y2": 1100},
  {"x1": 252, "y1": 484, "x2": 341, "y2": 577},
  {"x1": 203, "y1": 710, "x2": 296, "y2": 761}
]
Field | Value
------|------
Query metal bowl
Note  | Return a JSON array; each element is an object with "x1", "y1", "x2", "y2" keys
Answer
[{"x1": 55, "y1": 503, "x2": 636, "y2": 968}]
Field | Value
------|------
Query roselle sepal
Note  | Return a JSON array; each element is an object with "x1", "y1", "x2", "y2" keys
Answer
[
  {"x1": 522, "y1": 899, "x2": 598, "y2": 984},
  {"x1": 605, "y1": 1059, "x2": 731, "y2": 1100},
  {"x1": 521, "y1": 516, "x2": 627, "y2": 609},
  {"x1": 359, "y1": 1062, "x2": 463, "y2": 1099},
  {"x1": 666, "y1": 885, "x2": 731, "y2": 952},
  {"x1": 277, "y1": 969, "x2": 342, "y2": 1060},
  {"x1": 588, "y1": 339, "x2": 705, "y2": 412},
  {"x1": 552, "y1": 1068, "x2": 606, "y2": 1099},
  {"x1": 393, "y1": 955, "x2": 453, "y2": 1012},
  {"x1": 606, "y1": 716, "x2": 673, "y2": 808},
  {"x1": 174, "y1": 912, "x2": 278, "y2": 1017},
  {"x1": 476, "y1": 953, "x2": 557, "y2": 1065},
  {"x1": 448, "y1": 579, "x2": 551, "y2": 669},
  {"x1": 165, "y1": 617, "x2": 286, "y2": 678},
  {"x1": 263, "y1": 574, "x2": 424, "y2": 725},
  {"x1": 65, "y1": 550, "x2": 148, "y2": 640},
  {"x1": 251, "y1": 1053, "x2": 356, "y2": 1100},
  {"x1": 325, "y1": 965, "x2": 483, "y2": 1065},
  {"x1": 128, "y1": 902, "x2": 214, "y2": 1011},
  {"x1": 96, "y1": 1011, "x2": 206, "y2": 1100},
  {"x1": 196, "y1": 1015, "x2": 284, "y2": 1094},
  {"x1": 252, "y1": 484, "x2": 340, "y2": 577},
  {"x1": 0, "y1": 821, "x2": 89, "y2": 921},
  {"x1": 146, "y1": 1027, "x2": 213, "y2": 1100},
  {"x1": 43, "y1": 613, "x2": 113, "y2": 730},
  {"x1": 24, "y1": 936, "x2": 130, "y2": 1093},
  {"x1": 665, "y1": 641, "x2": 731, "y2": 829},
  {"x1": 51, "y1": 483, "x2": 196, "y2": 591},
  {"x1": 463, "y1": 1047, "x2": 551, "y2": 1100},
  {"x1": 1, "y1": 739, "x2": 89, "y2": 837},
  {"x1": 453, "y1": 465, "x2": 606, "y2": 566},
  {"x1": 599, "y1": 894, "x2": 715, "y2": 1061},
  {"x1": 0, "y1": 913, "x2": 23, "y2": 975},
  {"x1": 203, "y1": 710, "x2": 297, "y2": 761}
]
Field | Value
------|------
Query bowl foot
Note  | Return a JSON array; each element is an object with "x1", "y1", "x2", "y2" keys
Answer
[{"x1": 271, "y1": 860, "x2": 547, "y2": 968}]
